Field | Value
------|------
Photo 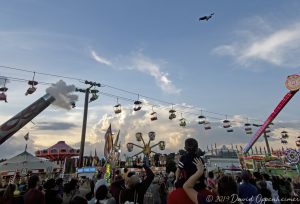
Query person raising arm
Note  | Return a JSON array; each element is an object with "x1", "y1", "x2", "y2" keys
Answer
[{"x1": 183, "y1": 158, "x2": 205, "y2": 204}]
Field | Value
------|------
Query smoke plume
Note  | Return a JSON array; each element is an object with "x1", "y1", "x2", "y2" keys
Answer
[{"x1": 46, "y1": 80, "x2": 78, "y2": 110}]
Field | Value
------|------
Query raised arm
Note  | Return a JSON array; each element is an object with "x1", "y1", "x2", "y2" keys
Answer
[{"x1": 183, "y1": 158, "x2": 205, "y2": 204}]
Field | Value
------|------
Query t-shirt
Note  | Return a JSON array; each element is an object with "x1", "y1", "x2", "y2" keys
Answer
[
  {"x1": 178, "y1": 153, "x2": 205, "y2": 180},
  {"x1": 197, "y1": 188, "x2": 217, "y2": 204},
  {"x1": 167, "y1": 188, "x2": 194, "y2": 204},
  {"x1": 238, "y1": 182, "x2": 259, "y2": 204},
  {"x1": 24, "y1": 188, "x2": 45, "y2": 204}
]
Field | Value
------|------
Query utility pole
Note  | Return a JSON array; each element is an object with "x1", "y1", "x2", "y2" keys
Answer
[{"x1": 76, "y1": 81, "x2": 101, "y2": 168}]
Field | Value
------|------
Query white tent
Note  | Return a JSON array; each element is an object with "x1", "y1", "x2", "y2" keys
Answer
[{"x1": 0, "y1": 151, "x2": 58, "y2": 176}]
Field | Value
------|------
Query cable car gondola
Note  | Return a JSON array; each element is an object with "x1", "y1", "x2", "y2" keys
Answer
[
  {"x1": 169, "y1": 107, "x2": 176, "y2": 120},
  {"x1": 114, "y1": 98, "x2": 122, "y2": 114},
  {"x1": 0, "y1": 79, "x2": 8, "y2": 103},
  {"x1": 150, "y1": 106, "x2": 157, "y2": 121},
  {"x1": 133, "y1": 95, "x2": 142, "y2": 111},
  {"x1": 281, "y1": 130, "x2": 289, "y2": 139},
  {"x1": 89, "y1": 89, "x2": 99, "y2": 103},
  {"x1": 223, "y1": 119, "x2": 231, "y2": 129},
  {"x1": 179, "y1": 118, "x2": 186, "y2": 127},
  {"x1": 25, "y1": 72, "x2": 38, "y2": 96},
  {"x1": 204, "y1": 121, "x2": 211, "y2": 130},
  {"x1": 227, "y1": 128, "x2": 234, "y2": 132},
  {"x1": 198, "y1": 110, "x2": 206, "y2": 124},
  {"x1": 244, "y1": 123, "x2": 252, "y2": 135}
]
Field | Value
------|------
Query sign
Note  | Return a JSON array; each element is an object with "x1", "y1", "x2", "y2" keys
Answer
[
  {"x1": 285, "y1": 75, "x2": 300, "y2": 91},
  {"x1": 77, "y1": 167, "x2": 97, "y2": 173}
]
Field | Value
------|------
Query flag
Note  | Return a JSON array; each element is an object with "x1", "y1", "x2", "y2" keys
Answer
[
  {"x1": 24, "y1": 132, "x2": 29, "y2": 141},
  {"x1": 104, "y1": 124, "x2": 113, "y2": 159},
  {"x1": 114, "y1": 130, "x2": 120, "y2": 148}
]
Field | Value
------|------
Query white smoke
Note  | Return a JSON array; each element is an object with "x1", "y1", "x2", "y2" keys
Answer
[{"x1": 46, "y1": 80, "x2": 78, "y2": 110}]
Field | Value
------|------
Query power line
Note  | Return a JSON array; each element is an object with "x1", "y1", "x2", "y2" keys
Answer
[{"x1": 1, "y1": 65, "x2": 299, "y2": 131}]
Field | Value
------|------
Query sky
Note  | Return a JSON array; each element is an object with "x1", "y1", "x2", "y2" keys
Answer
[{"x1": 1, "y1": 0, "x2": 300, "y2": 159}]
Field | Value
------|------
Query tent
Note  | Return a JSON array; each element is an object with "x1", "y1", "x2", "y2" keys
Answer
[{"x1": 0, "y1": 150, "x2": 58, "y2": 177}]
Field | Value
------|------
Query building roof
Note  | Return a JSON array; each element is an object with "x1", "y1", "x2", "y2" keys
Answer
[
  {"x1": 0, "y1": 151, "x2": 57, "y2": 173},
  {"x1": 48, "y1": 141, "x2": 74, "y2": 151}
]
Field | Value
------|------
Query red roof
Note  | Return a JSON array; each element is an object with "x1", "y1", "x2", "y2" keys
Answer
[{"x1": 48, "y1": 141, "x2": 74, "y2": 151}]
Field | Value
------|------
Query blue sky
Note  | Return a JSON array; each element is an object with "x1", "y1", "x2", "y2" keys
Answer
[{"x1": 1, "y1": 0, "x2": 300, "y2": 158}]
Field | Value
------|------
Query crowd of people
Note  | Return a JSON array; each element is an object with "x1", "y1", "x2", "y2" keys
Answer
[{"x1": 1, "y1": 138, "x2": 300, "y2": 204}]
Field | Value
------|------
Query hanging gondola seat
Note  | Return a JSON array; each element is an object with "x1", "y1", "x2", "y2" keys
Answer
[
  {"x1": 150, "y1": 112, "x2": 157, "y2": 121},
  {"x1": 148, "y1": 132, "x2": 156, "y2": 141},
  {"x1": 204, "y1": 121, "x2": 211, "y2": 130},
  {"x1": 28, "y1": 80, "x2": 38, "y2": 86},
  {"x1": 179, "y1": 118, "x2": 186, "y2": 127},
  {"x1": 0, "y1": 92, "x2": 7, "y2": 102},
  {"x1": 25, "y1": 86, "x2": 37, "y2": 95},
  {"x1": 114, "y1": 104, "x2": 122, "y2": 114},
  {"x1": 0, "y1": 87, "x2": 8, "y2": 92},
  {"x1": 135, "y1": 132, "x2": 142, "y2": 141},
  {"x1": 223, "y1": 119, "x2": 231, "y2": 128},
  {"x1": 198, "y1": 115, "x2": 206, "y2": 124},
  {"x1": 169, "y1": 109, "x2": 176, "y2": 120},
  {"x1": 133, "y1": 100, "x2": 142, "y2": 111}
]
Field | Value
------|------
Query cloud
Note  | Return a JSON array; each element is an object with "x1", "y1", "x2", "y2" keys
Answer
[
  {"x1": 91, "y1": 50, "x2": 112, "y2": 66},
  {"x1": 91, "y1": 50, "x2": 181, "y2": 94},
  {"x1": 1, "y1": 99, "x2": 299, "y2": 159},
  {"x1": 34, "y1": 122, "x2": 78, "y2": 131},
  {"x1": 131, "y1": 53, "x2": 181, "y2": 94},
  {"x1": 213, "y1": 20, "x2": 300, "y2": 68}
]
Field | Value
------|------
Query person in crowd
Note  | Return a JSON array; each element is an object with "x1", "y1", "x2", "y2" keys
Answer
[
  {"x1": 278, "y1": 177, "x2": 292, "y2": 202},
  {"x1": 148, "y1": 176, "x2": 161, "y2": 204},
  {"x1": 123, "y1": 168, "x2": 129, "y2": 183},
  {"x1": 217, "y1": 175, "x2": 241, "y2": 204},
  {"x1": 89, "y1": 184, "x2": 115, "y2": 204},
  {"x1": 235, "y1": 174, "x2": 242, "y2": 185},
  {"x1": 168, "y1": 138, "x2": 213, "y2": 204},
  {"x1": 159, "y1": 176, "x2": 168, "y2": 204},
  {"x1": 70, "y1": 196, "x2": 88, "y2": 204},
  {"x1": 238, "y1": 170, "x2": 259, "y2": 204},
  {"x1": 207, "y1": 171, "x2": 216, "y2": 191},
  {"x1": 63, "y1": 178, "x2": 80, "y2": 203},
  {"x1": 256, "y1": 180, "x2": 272, "y2": 204},
  {"x1": 1, "y1": 183, "x2": 17, "y2": 204},
  {"x1": 56, "y1": 178, "x2": 64, "y2": 198},
  {"x1": 94, "y1": 172, "x2": 108, "y2": 194},
  {"x1": 24, "y1": 175, "x2": 45, "y2": 204},
  {"x1": 166, "y1": 172, "x2": 175, "y2": 191},
  {"x1": 110, "y1": 173, "x2": 125, "y2": 204},
  {"x1": 183, "y1": 158, "x2": 217, "y2": 204},
  {"x1": 44, "y1": 178, "x2": 63, "y2": 204},
  {"x1": 261, "y1": 173, "x2": 280, "y2": 204},
  {"x1": 119, "y1": 157, "x2": 154, "y2": 204}
]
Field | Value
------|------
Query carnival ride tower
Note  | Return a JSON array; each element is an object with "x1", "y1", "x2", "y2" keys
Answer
[{"x1": 243, "y1": 75, "x2": 300, "y2": 154}]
